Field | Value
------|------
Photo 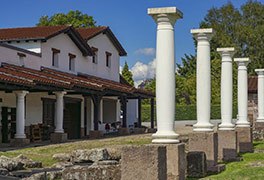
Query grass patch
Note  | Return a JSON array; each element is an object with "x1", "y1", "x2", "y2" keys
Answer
[
  {"x1": 202, "y1": 141, "x2": 264, "y2": 180},
  {"x1": 0, "y1": 134, "x2": 151, "y2": 167}
]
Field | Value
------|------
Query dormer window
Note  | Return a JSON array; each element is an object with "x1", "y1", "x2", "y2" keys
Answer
[
  {"x1": 17, "y1": 52, "x2": 26, "y2": 66},
  {"x1": 106, "y1": 52, "x2": 112, "y2": 68},
  {"x1": 69, "y1": 53, "x2": 76, "y2": 72},
  {"x1": 52, "y1": 48, "x2": 60, "y2": 67},
  {"x1": 92, "y1": 47, "x2": 98, "y2": 64}
]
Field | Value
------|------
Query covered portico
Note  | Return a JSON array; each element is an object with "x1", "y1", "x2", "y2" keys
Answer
[{"x1": 0, "y1": 63, "x2": 154, "y2": 145}]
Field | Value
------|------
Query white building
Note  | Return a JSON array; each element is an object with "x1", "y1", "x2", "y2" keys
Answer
[{"x1": 0, "y1": 26, "x2": 154, "y2": 144}]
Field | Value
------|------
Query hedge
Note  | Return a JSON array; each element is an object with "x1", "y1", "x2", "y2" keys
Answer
[{"x1": 142, "y1": 104, "x2": 238, "y2": 122}]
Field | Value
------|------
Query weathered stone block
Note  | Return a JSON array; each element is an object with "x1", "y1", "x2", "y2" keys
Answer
[
  {"x1": 218, "y1": 130, "x2": 238, "y2": 161},
  {"x1": 187, "y1": 151, "x2": 207, "y2": 178},
  {"x1": 147, "y1": 128, "x2": 157, "y2": 133},
  {"x1": 62, "y1": 164, "x2": 121, "y2": 180},
  {"x1": 10, "y1": 138, "x2": 30, "y2": 147},
  {"x1": 89, "y1": 131, "x2": 103, "y2": 139},
  {"x1": 166, "y1": 143, "x2": 186, "y2": 180},
  {"x1": 118, "y1": 128, "x2": 130, "y2": 136},
  {"x1": 188, "y1": 132, "x2": 218, "y2": 172},
  {"x1": 133, "y1": 128, "x2": 146, "y2": 134},
  {"x1": 253, "y1": 122, "x2": 264, "y2": 140},
  {"x1": 121, "y1": 145, "x2": 166, "y2": 180},
  {"x1": 50, "y1": 133, "x2": 67, "y2": 143},
  {"x1": 71, "y1": 148, "x2": 109, "y2": 163},
  {"x1": 236, "y1": 127, "x2": 253, "y2": 153}
]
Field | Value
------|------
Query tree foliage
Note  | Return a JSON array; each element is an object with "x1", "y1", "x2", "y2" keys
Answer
[
  {"x1": 121, "y1": 62, "x2": 134, "y2": 86},
  {"x1": 37, "y1": 10, "x2": 96, "y2": 28}
]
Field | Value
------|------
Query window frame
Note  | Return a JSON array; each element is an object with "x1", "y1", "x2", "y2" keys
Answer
[
  {"x1": 52, "y1": 48, "x2": 60, "y2": 68},
  {"x1": 105, "y1": 51, "x2": 112, "y2": 68},
  {"x1": 92, "y1": 47, "x2": 98, "y2": 64},
  {"x1": 69, "y1": 53, "x2": 76, "y2": 72}
]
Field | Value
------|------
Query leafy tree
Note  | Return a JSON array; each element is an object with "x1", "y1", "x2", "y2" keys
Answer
[
  {"x1": 37, "y1": 10, "x2": 96, "y2": 28},
  {"x1": 121, "y1": 62, "x2": 134, "y2": 86}
]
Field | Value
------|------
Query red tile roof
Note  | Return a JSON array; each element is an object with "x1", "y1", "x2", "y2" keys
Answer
[
  {"x1": 77, "y1": 26, "x2": 108, "y2": 40},
  {"x1": 0, "y1": 63, "x2": 153, "y2": 97},
  {"x1": 248, "y1": 76, "x2": 257, "y2": 93},
  {"x1": 0, "y1": 26, "x2": 69, "y2": 41}
]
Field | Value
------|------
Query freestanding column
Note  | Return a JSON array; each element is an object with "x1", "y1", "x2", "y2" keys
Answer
[
  {"x1": 14, "y1": 91, "x2": 29, "y2": 138},
  {"x1": 54, "y1": 91, "x2": 67, "y2": 133},
  {"x1": 148, "y1": 7, "x2": 183, "y2": 143},
  {"x1": 255, "y1": 69, "x2": 264, "y2": 122},
  {"x1": 234, "y1": 58, "x2": 250, "y2": 127},
  {"x1": 191, "y1": 28, "x2": 214, "y2": 131},
  {"x1": 217, "y1": 47, "x2": 235, "y2": 130}
]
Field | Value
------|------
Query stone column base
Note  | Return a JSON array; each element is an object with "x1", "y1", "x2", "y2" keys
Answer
[
  {"x1": 147, "y1": 128, "x2": 157, "y2": 133},
  {"x1": 218, "y1": 130, "x2": 239, "y2": 162},
  {"x1": 50, "y1": 133, "x2": 68, "y2": 143},
  {"x1": 187, "y1": 151, "x2": 207, "y2": 178},
  {"x1": 10, "y1": 138, "x2": 30, "y2": 147},
  {"x1": 118, "y1": 128, "x2": 130, "y2": 136},
  {"x1": 236, "y1": 127, "x2": 253, "y2": 153},
  {"x1": 253, "y1": 122, "x2": 264, "y2": 140},
  {"x1": 121, "y1": 144, "x2": 186, "y2": 180},
  {"x1": 189, "y1": 132, "x2": 224, "y2": 173},
  {"x1": 89, "y1": 131, "x2": 103, "y2": 139}
]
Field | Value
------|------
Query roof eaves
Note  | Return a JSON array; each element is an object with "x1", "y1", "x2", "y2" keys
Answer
[{"x1": 0, "y1": 43, "x2": 42, "y2": 57}]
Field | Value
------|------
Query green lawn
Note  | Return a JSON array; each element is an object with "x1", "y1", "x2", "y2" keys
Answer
[{"x1": 203, "y1": 141, "x2": 264, "y2": 180}]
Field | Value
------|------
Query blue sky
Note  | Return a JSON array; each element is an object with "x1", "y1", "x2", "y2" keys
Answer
[{"x1": 0, "y1": 0, "x2": 250, "y2": 83}]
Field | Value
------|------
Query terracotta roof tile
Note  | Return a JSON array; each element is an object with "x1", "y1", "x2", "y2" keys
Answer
[
  {"x1": 0, "y1": 26, "x2": 69, "y2": 41},
  {"x1": 77, "y1": 26, "x2": 108, "y2": 40}
]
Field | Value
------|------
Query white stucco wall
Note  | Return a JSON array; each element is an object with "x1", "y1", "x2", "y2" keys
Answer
[
  {"x1": 127, "y1": 99, "x2": 138, "y2": 127},
  {"x1": 0, "y1": 45, "x2": 41, "y2": 69},
  {"x1": 7, "y1": 41, "x2": 41, "y2": 53}
]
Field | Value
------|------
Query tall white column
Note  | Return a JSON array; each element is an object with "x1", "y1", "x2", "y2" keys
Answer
[
  {"x1": 14, "y1": 91, "x2": 28, "y2": 139},
  {"x1": 255, "y1": 69, "x2": 264, "y2": 122},
  {"x1": 191, "y1": 28, "x2": 214, "y2": 131},
  {"x1": 148, "y1": 7, "x2": 183, "y2": 144},
  {"x1": 54, "y1": 91, "x2": 67, "y2": 133},
  {"x1": 217, "y1": 47, "x2": 235, "y2": 130},
  {"x1": 235, "y1": 58, "x2": 250, "y2": 127}
]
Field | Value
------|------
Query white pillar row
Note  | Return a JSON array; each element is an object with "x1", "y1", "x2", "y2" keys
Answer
[
  {"x1": 148, "y1": 7, "x2": 183, "y2": 144},
  {"x1": 234, "y1": 58, "x2": 250, "y2": 127},
  {"x1": 191, "y1": 28, "x2": 214, "y2": 132},
  {"x1": 217, "y1": 47, "x2": 236, "y2": 130},
  {"x1": 54, "y1": 91, "x2": 67, "y2": 133},
  {"x1": 14, "y1": 90, "x2": 29, "y2": 139},
  {"x1": 255, "y1": 69, "x2": 264, "y2": 122}
]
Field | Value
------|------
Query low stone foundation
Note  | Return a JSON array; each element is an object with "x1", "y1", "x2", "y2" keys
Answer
[
  {"x1": 50, "y1": 133, "x2": 67, "y2": 143},
  {"x1": 187, "y1": 151, "x2": 207, "y2": 178},
  {"x1": 218, "y1": 130, "x2": 238, "y2": 161},
  {"x1": 118, "y1": 128, "x2": 129, "y2": 136},
  {"x1": 89, "y1": 131, "x2": 103, "y2": 139},
  {"x1": 253, "y1": 122, "x2": 264, "y2": 140},
  {"x1": 146, "y1": 128, "x2": 157, "y2": 133},
  {"x1": 10, "y1": 138, "x2": 30, "y2": 147},
  {"x1": 188, "y1": 132, "x2": 225, "y2": 173},
  {"x1": 236, "y1": 127, "x2": 253, "y2": 153},
  {"x1": 133, "y1": 128, "x2": 146, "y2": 134}
]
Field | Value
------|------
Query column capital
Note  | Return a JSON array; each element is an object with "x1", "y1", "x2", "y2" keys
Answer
[
  {"x1": 14, "y1": 90, "x2": 29, "y2": 97},
  {"x1": 191, "y1": 28, "x2": 214, "y2": 41},
  {"x1": 148, "y1": 7, "x2": 183, "y2": 26},
  {"x1": 255, "y1": 69, "x2": 264, "y2": 76},
  {"x1": 54, "y1": 91, "x2": 67, "y2": 97},
  {"x1": 217, "y1": 47, "x2": 235, "y2": 59},
  {"x1": 234, "y1": 58, "x2": 250, "y2": 67}
]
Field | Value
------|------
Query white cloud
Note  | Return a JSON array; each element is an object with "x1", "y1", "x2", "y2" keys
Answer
[
  {"x1": 130, "y1": 59, "x2": 156, "y2": 87},
  {"x1": 135, "y1": 48, "x2": 155, "y2": 56}
]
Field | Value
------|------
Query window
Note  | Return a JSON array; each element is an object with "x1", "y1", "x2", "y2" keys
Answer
[
  {"x1": 69, "y1": 53, "x2": 76, "y2": 71},
  {"x1": 17, "y1": 52, "x2": 26, "y2": 66},
  {"x1": 92, "y1": 47, "x2": 98, "y2": 64},
  {"x1": 106, "y1": 52, "x2": 112, "y2": 67},
  {"x1": 52, "y1": 48, "x2": 60, "y2": 67}
]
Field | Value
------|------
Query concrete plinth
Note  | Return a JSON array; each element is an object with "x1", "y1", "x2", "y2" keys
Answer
[
  {"x1": 50, "y1": 133, "x2": 67, "y2": 143},
  {"x1": 121, "y1": 145, "x2": 167, "y2": 180},
  {"x1": 10, "y1": 138, "x2": 30, "y2": 147},
  {"x1": 188, "y1": 132, "x2": 225, "y2": 173},
  {"x1": 254, "y1": 122, "x2": 264, "y2": 140},
  {"x1": 121, "y1": 144, "x2": 186, "y2": 180},
  {"x1": 118, "y1": 128, "x2": 130, "y2": 136},
  {"x1": 187, "y1": 151, "x2": 207, "y2": 178},
  {"x1": 236, "y1": 127, "x2": 253, "y2": 153},
  {"x1": 166, "y1": 143, "x2": 186, "y2": 180},
  {"x1": 89, "y1": 130, "x2": 103, "y2": 139},
  {"x1": 218, "y1": 130, "x2": 238, "y2": 161}
]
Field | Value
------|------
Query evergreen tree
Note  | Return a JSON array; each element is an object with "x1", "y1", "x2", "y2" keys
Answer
[{"x1": 121, "y1": 62, "x2": 134, "y2": 86}]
